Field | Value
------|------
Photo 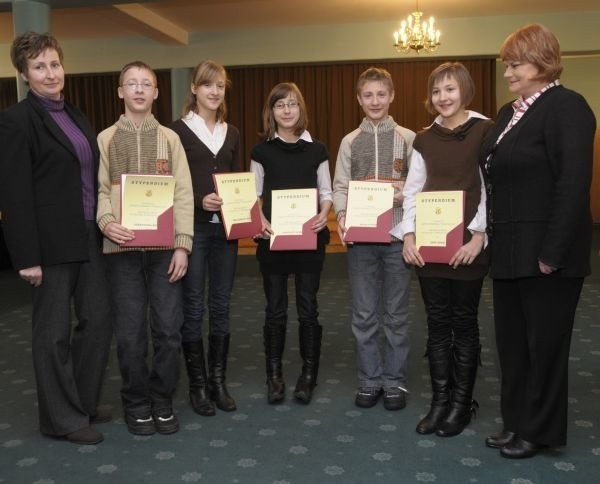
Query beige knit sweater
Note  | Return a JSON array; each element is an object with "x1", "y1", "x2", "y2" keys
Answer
[{"x1": 96, "y1": 114, "x2": 193, "y2": 254}]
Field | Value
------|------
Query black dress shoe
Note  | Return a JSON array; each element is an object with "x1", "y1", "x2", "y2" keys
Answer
[
  {"x1": 66, "y1": 426, "x2": 104, "y2": 445},
  {"x1": 485, "y1": 430, "x2": 516, "y2": 449},
  {"x1": 90, "y1": 409, "x2": 112, "y2": 424},
  {"x1": 500, "y1": 437, "x2": 545, "y2": 459}
]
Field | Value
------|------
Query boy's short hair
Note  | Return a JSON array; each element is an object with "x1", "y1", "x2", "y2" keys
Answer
[
  {"x1": 10, "y1": 31, "x2": 63, "y2": 75},
  {"x1": 356, "y1": 67, "x2": 394, "y2": 95},
  {"x1": 260, "y1": 82, "x2": 308, "y2": 140},
  {"x1": 119, "y1": 60, "x2": 157, "y2": 86},
  {"x1": 424, "y1": 62, "x2": 475, "y2": 115}
]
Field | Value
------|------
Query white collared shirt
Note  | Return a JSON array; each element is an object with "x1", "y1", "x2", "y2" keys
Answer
[
  {"x1": 182, "y1": 110, "x2": 227, "y2": 155},
  {"x1": 183, "y1": 111, "x2": 228, "y2": 222},
  {"x1": 495, "y1": 80, "x2": 560, "y2": 144}
]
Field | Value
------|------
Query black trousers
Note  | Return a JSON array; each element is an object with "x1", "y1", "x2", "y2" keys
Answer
[
  {"x1": 493, "y1": 276, "x2": 583, "y2": 446},
  {"x1": 418, "y1": 276, "x2": 483, "y2": 349},
  {"x1": 262, "y1": 272, "x2": 321, "y2": 328},
  {"x1": 32, "y1": 222, "x2": 112, "y2": 435}
]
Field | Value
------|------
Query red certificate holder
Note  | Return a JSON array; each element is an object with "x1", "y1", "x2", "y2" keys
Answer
[
  {"x1": 343, "y1": 180, "x2": 394, "y2": 243},
  {"x1": 416, "y1": 190, "x2": 465, "y2": 264},
  {"x1": 418, "y1": 222, "x2": 464, "y2": 263},
  {"x1": 225, "y1": 200, "x2": 263, "y2": 240},
  {"x1": 270, "y1": 215, "x2": 318, "y2": 251},
  {"x1": 212, "y1": 172, "x2": 263, "y2": 240},
  {"x1": 344, "y1": 209, "x2": 393, "y2": 243},
  {"x1": 121, "y1": 207, "x2": 174, "y2": 248},
  {"x1": 120, "y1": 173, "x2": 175, "y2": 248}
]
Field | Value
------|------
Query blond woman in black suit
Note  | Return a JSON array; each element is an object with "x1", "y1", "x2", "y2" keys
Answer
[{"x1": 480, "y1": 24, "x2": 596, "y2": 459}]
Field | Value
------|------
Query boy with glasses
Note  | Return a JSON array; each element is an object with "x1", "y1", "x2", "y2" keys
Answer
[{"x1": 96, "y1": 61, "x2": 193, "y2": 435}]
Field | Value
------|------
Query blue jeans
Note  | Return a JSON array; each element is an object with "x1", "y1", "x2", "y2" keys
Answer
[
  {"x1": 347, "y1": 242, "x2": 411, "y2": 390},
  {"x1": 106, "y1": 250, "x2": 183, "y2": 416},
  {"x1": 181, "y1": 221, "x2": 238, "y2": 341}
]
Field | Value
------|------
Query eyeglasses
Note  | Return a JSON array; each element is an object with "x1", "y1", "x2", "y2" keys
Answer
[
  {"x1": 122, "y1": 81, "x2": 155, "y2": 91},
  {"x1": 273, "y1": 101, "x2": 299, "y2": 110}
]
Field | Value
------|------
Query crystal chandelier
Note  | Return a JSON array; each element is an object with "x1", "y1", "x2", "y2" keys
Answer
[{"x1": 393, "y1": 1, "x2": 441, "y2": 54}]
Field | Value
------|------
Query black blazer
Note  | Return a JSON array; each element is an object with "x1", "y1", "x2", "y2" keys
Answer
[
  {"x1": 480, "y1": 86, "x2": 596, "y2": 279},
  {"x1": 0, "y1": 92, "x2": 100, "y2": 270}
]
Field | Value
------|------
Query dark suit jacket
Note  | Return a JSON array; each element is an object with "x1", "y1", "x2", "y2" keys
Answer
[
  {"x1": 0, "y1": 92, "x2": 100, "y2": 270},
  {"x1": 480, "y1": 85, "x2": 596, "y2": 279}
]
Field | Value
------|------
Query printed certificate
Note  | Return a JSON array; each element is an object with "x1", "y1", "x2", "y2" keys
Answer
[
  {"x1": 416, "y1": 190, "x2": 465, "y2": 263},
  {"x1": 213, "y1": 172, "x2": 261, "y2": 240},
  {"x1": 270, "y1": 188, "x2": 318, "y2": 251},
  {"x1": 120, "y1": 174, "x2": 175, "y2": 247},
  {"x1": 344, "y1": 180, "x2": 394, "y2": 243}
]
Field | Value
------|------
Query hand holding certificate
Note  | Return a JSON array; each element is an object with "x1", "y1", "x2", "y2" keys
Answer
[
  {"x1": 344, "y1": 180, "x2": 394, "y2": 243},
  {"x1": 213, "y1": 172, "x2": 261, "y2": 240},
  {"x1": 270, "y1": 188, "x2": 318, "y2": 251},
  {"x1": 415, "y1": 190, "x2": 465, "y2": 263},
  {"x1": 120, "y1": 174, "x2": 175, "y2": 247}
]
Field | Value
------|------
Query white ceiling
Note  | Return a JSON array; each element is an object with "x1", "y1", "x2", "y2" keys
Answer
[{"x1": 1, "y1": 0, "x2": 598, "y2": 45}]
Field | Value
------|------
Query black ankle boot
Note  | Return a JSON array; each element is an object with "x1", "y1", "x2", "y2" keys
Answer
[
  {"x1": 294, "y1": 324, "x2": 322, "y2": 404},
  {"x1": 263, "y1": 323, "x2": 286, "y2": 404},
  {"x1": 182, "y1": 340, "x2": 215, "y2": 416},
  {"x1": 208, "y1": 333, "x2": 236, "y2": 412},
  {"x1": 416, "y1": 344, "x2": 451, "y2": 434},
  {"x1": 436, "y1": 344, "x2": 479, "y2": 437}
]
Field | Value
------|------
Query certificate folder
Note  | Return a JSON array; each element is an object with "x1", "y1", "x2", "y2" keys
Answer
[
  {"x1": 270, "y1": 188, "x2": 318, "y2": 251},
  {"x1": 344, "y1": 180, "x2": 394, "y2": 243},
  {"x1": 213, "y1": 172, "x2": 262, "y2": 240},
  {"x1": 344, "y1": 210, "x2": 393, "y2": 243},
  {"x1": 120, "y1": 174, "x2": 175, "y2": 247},
  {"x1": 416, "y1": 190, "x2": 465, "y2": 263}
]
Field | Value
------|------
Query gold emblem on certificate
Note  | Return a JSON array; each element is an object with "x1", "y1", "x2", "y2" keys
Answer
[
  {"x1": 270, "y1": 188, "x2": 318, "y2": 250},
  {"x1": 120, "y1": 174, "x2": 176, "y2": 247},
  {"x1": 344, "y1": 180, "x2": 394, "y2": 243},
  {"x1": 415, "y1": 190, "x2": 465, "y2": 262},
  {"x1": 213, "y1": 172, "x2": 262, "y2": 240}
]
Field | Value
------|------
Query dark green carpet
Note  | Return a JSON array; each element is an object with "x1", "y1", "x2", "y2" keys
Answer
[{"x1": 1, "y1": 242, "x2": 599, "y2": 483}]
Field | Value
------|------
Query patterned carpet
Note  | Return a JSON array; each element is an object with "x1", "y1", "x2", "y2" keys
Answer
[{"x1": 0, "y1": 251, "x2": 599, "y2": 484}]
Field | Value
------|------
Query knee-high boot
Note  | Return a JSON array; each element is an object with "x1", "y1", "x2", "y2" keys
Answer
[
  {"x1": 294, "y1": 324, "x2": 322, "y2": 404},
  {"x1": 263, "y1": 322, "x2": 286, "y2": 404},
  {"x1": 208, "y1": 333, "x2": 237, "y2": 412},
  {"x1": 183, "y1": 339, "x2": 216, "y2": 416},
  {"x1": 436, "y1": 343, "x2": 479, "y2": 437},
  {"x1": 416, "y1": 344, "x2": 451, "y2": 434}
]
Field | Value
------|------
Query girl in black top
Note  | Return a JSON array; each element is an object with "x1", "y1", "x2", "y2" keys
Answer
[{"x1": 250, "y1": 82, "x2": 332, "y2": 404}]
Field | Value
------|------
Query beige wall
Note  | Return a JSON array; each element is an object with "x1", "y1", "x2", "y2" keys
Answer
[{"x1": 1, "y1": 10, "x2": 599, "y2": 118}]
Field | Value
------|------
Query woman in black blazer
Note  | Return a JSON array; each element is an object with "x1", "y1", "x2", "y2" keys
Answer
[
  {"x1": 480, "y1": 24, "x2": 596, "y2": 459},
  {"x1": 0, "y1": 32, "x2": 112, "y2": 445}
]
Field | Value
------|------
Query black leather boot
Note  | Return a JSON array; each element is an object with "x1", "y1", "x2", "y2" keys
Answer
[
  {"x1": 208, "y1": 333, "x2": 236, "y2": 412},
  {"x1": 436, "y1": 344, "x2": 479, "y2": 437},
  {"x1": 416, "y1": 344, "x2": 451, "y2": 434},
  {"x1": 294, "y1": 324, "x2": 322, "y2": 404},
  {"x1": 263, "y1": 323, "x2": 286, "y2": 404},
  {"x1": 182, "y1": 340, "x2": 216, "y2": 416}
]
